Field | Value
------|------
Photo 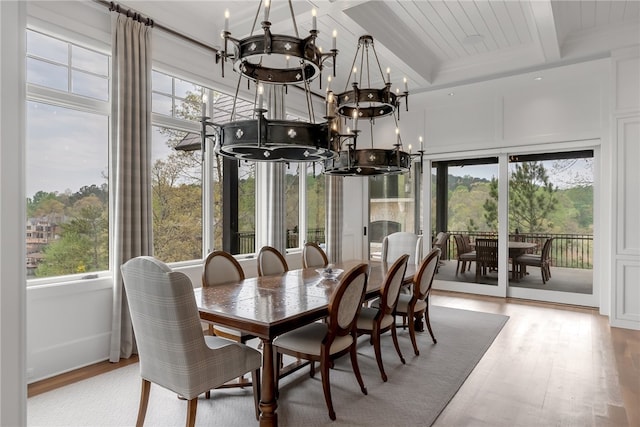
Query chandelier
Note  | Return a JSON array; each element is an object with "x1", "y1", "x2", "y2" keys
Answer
[
  {"x1": 323, "y1": 35, "x2": 422, "y2": 176},
  {"x1": 200, "y1": 0, "x2": 340, "y2": 162}
]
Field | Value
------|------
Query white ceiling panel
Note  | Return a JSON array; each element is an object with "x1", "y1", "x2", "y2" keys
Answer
[{"x1": 118, "y1": 0, "x2": 640, "y2": 92}]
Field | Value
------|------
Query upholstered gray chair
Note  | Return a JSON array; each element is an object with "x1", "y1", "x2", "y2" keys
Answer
[
  {"x1": 257, "y1": 245, "x2": 289, "y2": 276},
  {"x1": 381, "y1": 232, "x2": 423, "y2": 265},
  {"x1": 358, "y1": 254, "x2": 409, "y2": 382},
  {"x1": 394, "y1": 248, "x2": 441, "y2": 355},
  {"x1": 121, "y1": 256, "x2": 262, "y2": 427},
  {"x1": 302, "y1": 242, "x2": 329, "y2": 268},
  {"x1": 274, "y1": 264, "x2": 369, "y2": 421},
  {"x1": 203, "y1": 250, "x2": 255, "y2": 343}
]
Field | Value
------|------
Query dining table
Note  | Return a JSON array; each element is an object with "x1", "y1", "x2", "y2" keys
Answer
[
  {"x1": 471, "y1": 240, "x2": 537, "y2": 280},
  {"x1": 195, "y1": 259, "x2": 417, "y2": 427}
]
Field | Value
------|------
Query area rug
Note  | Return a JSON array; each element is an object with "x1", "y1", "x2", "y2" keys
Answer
[{"x1": 28, "y1": 306, "x2": 508, "y2": 427}]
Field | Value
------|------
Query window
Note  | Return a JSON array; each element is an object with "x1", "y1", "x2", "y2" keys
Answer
[
  {"x1": 305, "y1": 163, "x2": 325, "y2": 246},
  {"x1": 151, "y1": 71, "x2": 204, "y2": 261},
  {"x1": 285, "y1": 163, "x2": 301, "y2": 249},
  {"x1": 26, "y1": 30, "x2": 110, "y2": 279},
  {"x1": 27, "y1": 30, "x2": 109, "y2": 101}
]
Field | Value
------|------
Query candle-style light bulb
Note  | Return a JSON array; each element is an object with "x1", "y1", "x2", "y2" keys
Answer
[
  {"x1": 408, "y1": 144, "x2": 412, "y2": 154},
  {"x1": 332, "y1": 30, "x2": 337, "y2": 50},
  {"x1": 403, "y1": 77, "x2": 408, "y2": 92},
  {"x1": 224, "y1": 9, "x2": 229, "y2": 32},
  {"x1": 352, "y1": 67, "x2": 357, "y2": 84},
  {"x1": 386, "y1": 67, "x2": 391, "y2": 83},
  {"x1": 202, "y1": 94, "x2": 207, "y2": 116},
  {"x1": 286, "y1": 55, "x2": 290, "y2": 68},
  {"x1": 312, "y1": 8, "x2": 317, "y2": 31},
  {"x1": 264, "y1": 0, "x2": 270, "y2": 21},
  {"x1": 353, "y1": 109, "x2": 358, "y2": 130},
  {"x1": 327, "y1": 75, "x2": 332, "y2": 91},
  {"x1": 395, "y1": 127, "x2": 400, "y2": 143},
  {"x1": 419, "y1": 136, "x2": 423, "y2": 151},
  {"x1": 258, "y1": 84, "x2": 264, "y2": 110}
]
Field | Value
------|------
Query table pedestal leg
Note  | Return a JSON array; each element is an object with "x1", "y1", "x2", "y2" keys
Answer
[
  {"x1": 414, "y1": 314, "x2": 424, "y2": 332},
  {"x1": 259, "y1": 339, "x2": 278, "y2": 427}
]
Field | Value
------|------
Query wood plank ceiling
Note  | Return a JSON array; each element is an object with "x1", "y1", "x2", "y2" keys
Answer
[{"x1": 122, "y1": 0, "x2": 640, "y2": 93}]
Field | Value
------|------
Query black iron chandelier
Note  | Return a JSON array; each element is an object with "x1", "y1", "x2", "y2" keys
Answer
[
  {"x1": 323, "y1": 35, "x2": 422, "y2": 176},
  {"x1": 200, "y1": 0, "x2": 340, "y2": 162}
]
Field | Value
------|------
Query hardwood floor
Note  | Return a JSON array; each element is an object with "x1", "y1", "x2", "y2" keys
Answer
[
  {"x1": 27, "y1": 291, "x2": 639, "y2": 426},
  {"x1": 431, "y1": 291, "x2": 640, "y2": 427}
]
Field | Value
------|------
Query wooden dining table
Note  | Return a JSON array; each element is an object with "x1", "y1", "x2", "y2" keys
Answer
[{"x1": 195, "y1": 259, "x2": 416, "y2": 427}]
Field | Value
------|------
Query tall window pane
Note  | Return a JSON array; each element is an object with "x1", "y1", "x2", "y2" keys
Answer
[
  {"x1": 151, "y1": 126, "x2": 202, "y2": 262},
  {"x1": 305, "y1": 163, "x2": 325, "y2": 245},
  {"x1": 238, "y1": 162, "x2": 256, "y2": 254},
  {"x1": 26, "y1": 102, "x2": 109, "y2": 278},
  {"x1": 285, "y1": 163, "x2": 301, "y2": 249}
]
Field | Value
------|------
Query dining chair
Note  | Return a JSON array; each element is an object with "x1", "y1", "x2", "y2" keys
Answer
[
  {"x1": 120, "y1": 256, "x2": 262, "y2": 427},
  {"x1": 381, "y1": 232, "x2": 423, "y2": 265},
  {"x1": 273, "y1": 263, "x2": 369, "y2": 421},
  {"x1": 432, "y1": 231, "x2": 448, "y2": 271},
  {"x1": 302, "y1": 241, "x2": 329, "y2": 268},
  {"x1": 453, "y1": 234, "x2": 476, "y2": 275},
  {"x1": 257, "y1": 245, "x2": 289, "y2": 276},
  {"x1": 474, "y1": 238, "x2": 499, "y2": 282},
  {"x1": 357, "y1": 254, "x2": 409, "y2": 382},
  {"x1": 202, "y1": 250, "x2": 255, "y2": 345},
  {"x1": 515, "y1": 237, "x2": 553, "y2": 283},
  {"x1": 394, "y1": 248, "x2": 441, "y2": 355}
]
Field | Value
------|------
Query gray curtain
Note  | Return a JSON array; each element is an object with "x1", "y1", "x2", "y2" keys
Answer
[
  {"x1": 325, "y1": 175, "x2": 342, "y2": 263},
  {"x1": 109, "y1": 13, "x2": 153, "y2": 362}
]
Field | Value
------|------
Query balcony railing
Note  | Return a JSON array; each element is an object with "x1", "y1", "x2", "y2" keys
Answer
[
  {"x1": 236, "y1": 228, "x2": 326, "y2": 253},
  {"x1": 443, "y1": 231, "x2": 593, "y2": 269}
]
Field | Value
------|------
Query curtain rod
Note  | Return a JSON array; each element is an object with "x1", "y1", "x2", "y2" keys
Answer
[
  {"x1": 94, "y1": 0, "x2": 221, "y2": 55},
  {"x1": 93, "y1": 0, "x2": 325, "y2": 100}
]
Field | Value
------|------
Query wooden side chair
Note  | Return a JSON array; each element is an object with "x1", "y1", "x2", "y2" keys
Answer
[
  {"x1": 202, "y1": 250, "x2": 255, "y2": 343},
  {"x1": 394, "y1": 248, "x2": 441, "y2": 355},
  {"x1": 515, "y1": 237, "x2": 554, "y2": 283},
  {"x1": 273, "y1": 264, "x2": 369, "y2": 421},
  {"x1": 358, "y1": 254, "x2": 409, "y2": 382},
  {"x1": 453, "y1": 234, "x2": 476, "y2": 275},
  {"x1": 121, "y1": 256, "x2": 261, "y2": 427},
  {"x1": 475, "y1": 238, "x2": 499, "y2": 282},
  {"x1": 302, "y1": 242, "x2": 329, "y2": 268},
  {"x1": 257, "y1": 245, "x2": 289, "y2": 276}
]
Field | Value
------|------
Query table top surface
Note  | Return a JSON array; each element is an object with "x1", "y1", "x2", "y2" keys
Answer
[{"x1": 195, "y1": 259, "x2": 416, "y2": 339}]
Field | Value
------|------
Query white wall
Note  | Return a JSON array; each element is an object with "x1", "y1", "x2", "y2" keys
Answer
[
  {"x1": 1, "y1": 1, "x2": 27, "y2": 425},
  {"x1": 610, "y1": 46, "x2": 640, "y2": 329}
]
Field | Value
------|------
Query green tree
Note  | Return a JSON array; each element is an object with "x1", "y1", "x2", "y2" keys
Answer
[
  {"x1": 483, "y1": 162, "x2": 558, "y2": 233},
  {"x1": 509, "y1": 162, "x2": 557, "y2": 232},
  {"x1": 483, "y1": 178, "x2": 499, "y2": 231},
  {"x1": 36, "y1": 194, "x2": 108, "y2": 276}
]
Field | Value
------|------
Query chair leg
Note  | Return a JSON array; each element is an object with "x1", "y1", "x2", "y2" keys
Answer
[
  {"x1": 320, "y1": 356, "x2": 336, "y2": 421},
  {"x1": 371, "y1": 327, "x2": 387, "y2": 382},
  {"x1": 390, "y1": 323, "x2": 406, "y2": 365},
  {"x1": 424, "y1": 306, "x2": 437, "y2": 344},
  {"x1": 275, "y1": 352, "x2": 282, "y2": 398},
  {"x1": 349, "y1": 342, "x2": 368, "y2": 396},
  {"x1": 186, "y1": 398, "x2": 197, "y2": 427},
  {"x1": 456, "y1": 260, "x2": 461, "y2": 275},
  {"x1": 252, "y1": 368, "x2": 261, "y2": 421},
  {"x1": 136, "y1": 379, "x2": 151, "y2": 427},
  {"x1": 407, "y1": 309, "x2": 420, "y2": 356}
]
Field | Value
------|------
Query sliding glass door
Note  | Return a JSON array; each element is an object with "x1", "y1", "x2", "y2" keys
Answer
[{"x1": 430, "y1": 149, "x2": 596, "y2": 306}]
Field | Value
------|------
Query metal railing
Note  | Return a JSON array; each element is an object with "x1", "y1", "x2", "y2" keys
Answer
[
  {"x1": 444, "y1": 231, "x2": 593, "y2": 269},
  {"x1": 236, "y1": 228, "x2": 326, "y2": 253}
]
